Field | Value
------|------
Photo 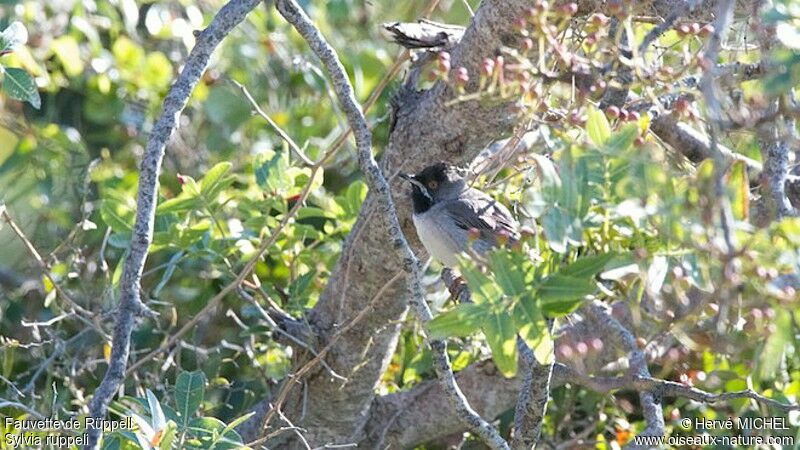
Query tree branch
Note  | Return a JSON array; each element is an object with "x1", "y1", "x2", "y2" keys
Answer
[
  {"x1": 582, "y1": 302, "x2": 665, "y2": 446},
  {"x1": 364, "y1": 357, "x2": 800, "y2": 448},
  {"x1": 279, "y1": 0, "x2": 532, "y2": 445},
  {"x1": 82, "y1": 1, "x2": 262, "y2": 448},
  {"x1": 274, "y1": 1, "x2": 507, "y2": 448}
]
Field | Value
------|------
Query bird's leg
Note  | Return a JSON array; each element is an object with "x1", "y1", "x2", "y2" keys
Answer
[{"x1": 441, "y1": 267, "x2": 471, "y2": 304}]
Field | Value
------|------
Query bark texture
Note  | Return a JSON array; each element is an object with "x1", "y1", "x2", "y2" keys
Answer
[{"x1": 267, "y1": 0, "x2": 768, "y2": 446}]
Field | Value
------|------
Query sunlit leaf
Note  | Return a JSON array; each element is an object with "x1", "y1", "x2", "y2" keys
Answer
[
  {"x1": 586, "y1": 106, "x2": 611, "y2": 146},
  {"x1": 51, "y1": 36, "x2": 84, "y2": 77},
  {"x1": 537, "y1": 274, "x2": 595, "y2": 315},
  {"x1": 558, "y1": 253, "x2": 615, "y2": 278},
  {"x1": 484, "y1": 311, "x2": 518, "y2": 377},
  {"x1": 513, "y1": 299, "x2": 553, "y2": 364},
  {"x1": 729, "y1": 160, "x2": 749, "y2": 220},
  {"x1": 427, "y1": 303, "x2": 488, "y2": 339},
  {"x1": 200, "y1": 162, "x2": 232, "y2": 197},
  {"x1": 0, "y1": 21, "x2": 27, "y2": 53}
]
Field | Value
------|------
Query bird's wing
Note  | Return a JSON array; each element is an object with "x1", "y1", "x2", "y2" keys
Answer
[
  {"x1": 381, "y1": 20, "x2": 465, "y2": 49},
  {"x1": 438, "y1": 191, "x2": 519, "y2": 242}
]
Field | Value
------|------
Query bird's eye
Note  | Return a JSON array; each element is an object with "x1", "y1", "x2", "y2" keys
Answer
[{"x1": 428, "y1": 180, "x2": 438, "y2": 190}]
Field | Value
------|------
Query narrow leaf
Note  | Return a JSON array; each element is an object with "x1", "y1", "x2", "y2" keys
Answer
[
  {"x1": 513, "y1": 299, "x2": 554, "y2": 364},
  {"x1": 3, "y1": 67, "x2": 40, "y2": 109},
  {"x1": 586, "y1": 106, "x2": 611, "y2": 146},
  {"x1": 427, "y1": 303, "x2": 488, "y2": 339},
  {"x1": 484, "y1": 311, "x2": 518, "y2": 377},
  {"x1": 558, "y1": 253, "x2": 615, "y2": 278},
  {"x1": 200, "y1": 162, "x2": 232, "y2": 196},
  {"x1": 175, "y1": 371, "x2": 206, "y2": 428},
  {"x1": 537, "y1": 274, "x2": 596, "y2": 315}
]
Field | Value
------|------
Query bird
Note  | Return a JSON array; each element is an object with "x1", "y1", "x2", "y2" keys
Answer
[{"x1": 399, "y1": 162, "x2": 519, "y2": 267}]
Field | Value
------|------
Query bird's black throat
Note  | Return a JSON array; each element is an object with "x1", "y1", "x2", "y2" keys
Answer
[{"x1": 410, "y1": 187, "x2": 433, "y2": 214}]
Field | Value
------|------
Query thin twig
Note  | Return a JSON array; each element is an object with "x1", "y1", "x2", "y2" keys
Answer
[
  {"x1": 275, "y1": 1, "x2": 509, "y2": 448},
  {"x1": 232, "y1": 79, "x2": 314, "y2": 166},
  {"x1": 583, "y1": 302, "x2": 665, "y2": 446},
  {"x1": 82, "y1": 1, "x2": 263, "y2": 448},
  {"x1": 247, "y1": 271, "x2": 404, "y2": 448},
  {"x1": 0, "y1": 206, "x2": 108, "y2": 339}
]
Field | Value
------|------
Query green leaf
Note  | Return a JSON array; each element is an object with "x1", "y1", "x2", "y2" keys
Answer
[
  {"x1": 146, "y1": 389, "x2": 167, "y2": 432},
  {"x1": 51, "y1": 36, "x2": 84, "y2": 77},
  {"x1": 3, "y1": 67, "x2": 40, "y2": 109},
  {"x1": 152, "y1": 251, "x2": 183, "y2": 297},
  {"x1": 537, "y1": 274, "x2": 595, "y2": 315},
  {"x1": 158, "y1": 421, "x2": 177, "y2": 450},
  {"x1": 513, "y1": 300, "x2": 554, "y2": 364},
  {"x1": 0, "y1": 21, "x2": 27, "y2": 53},
  {"x1": 157, "y1": 196, "x2": 200, "y2": 214},
  {"x1": 101, "y1": 200, "x2": 133, "y2": 233},
  {"x1": 602, "y1": 123, "x2": 639, "y2": 155},
  {"x1": 558, "y1": 253, "x2": 615, "y2": 278},
  {"x1": 484, "y1": 311, "x2": 518, "y2": 377},
  {"x1": 586, "y1": 106, "x2": 611, "y2": 146},
  {"x1": 729, "y1": 160, "x2": 749, "y2": 220},
  {"x1": 541, "y1": 207, "x2": 569, "y2": 253},
  {"x1": 219, "y1": 412, "x2": 255, "y2": 442},
  {"x1": 255, "y1": 151, "x2": 291, "y2": 194},
  {"x1": 175, "y1": 371, "x2": 206, "y2": 428},
  {"x1": 427, "y1": 303, "x2": 488, "y2": 339},
  {"x1": 487, "y1": 250, "x2": 528, "y2": 296},
  {"x1": 460, "y1": 259, "x2": 504, "y2": 305},
  {"x1": 758, "y1": 310, "x2": 792, "y2": 379},
  {"x1": 200, "y1": 162, "x2": 232, "y2": 197}
]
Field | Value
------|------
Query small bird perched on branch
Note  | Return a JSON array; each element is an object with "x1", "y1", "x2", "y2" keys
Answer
[
  {"x1": 381, "y1": 20, "x2": 465, "y2": 50},
  {"x1": 400, "y1": 162, "x2": 519, "y2": 267}
]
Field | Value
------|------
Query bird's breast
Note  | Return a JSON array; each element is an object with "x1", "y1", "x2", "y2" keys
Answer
[{"x1": 412, "y1": 211, "x2": 464, "y2": 267}]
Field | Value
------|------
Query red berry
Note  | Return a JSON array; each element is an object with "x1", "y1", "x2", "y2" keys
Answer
[
  {"x1": 591, "y1": 14, "x2": 610, "y2": 27},
  {"x1": 677, "y1": 24, "x2": 691, "y2": 37},
  {"x1": 605, "y1": 105, "x2": 620, "y2": 118},
  {"x1": 454, "y1": 67, "x2": 469, "y2": 85},
  {"x1": 522, "y1": 37, "x2": 534, "y2": 51},
  {"x1": 559, "y1": 2, "x2": 578, "y2": 16},
  {"x1": 699, "y1": 24, "x2": 714, "y2": 37},
  {"x1": 628, "y1": 111, "x2": 640, "y2": 122},
  {"x1": 177, "y1": 174, "x2": 187, "y2": 185},
  {"x1": 690, "y1": 23, "x2": 701, "y2": 35},
  {"x1": 481, "y1": 58, "x2": 495, "y2": 77},
  {"x1": 590, "y1": 338, "x2": 604, "y2": 352}
]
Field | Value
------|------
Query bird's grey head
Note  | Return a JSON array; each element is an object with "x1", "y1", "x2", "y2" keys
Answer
[{"x1": 400, "y1": 162, "x2": 467, "y2": 214}]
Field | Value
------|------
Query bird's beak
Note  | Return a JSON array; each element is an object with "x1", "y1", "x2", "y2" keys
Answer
[
  {"x1": 398, "y1": 173, "x2": 433, "y2": 201},
  {"x1": 399, "y1": 173, "x2": 425, "y2": 190}
]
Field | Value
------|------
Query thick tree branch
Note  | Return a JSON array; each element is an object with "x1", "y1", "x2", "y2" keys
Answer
[
  {"x1": 511, "y1": 337, "x2": 553, "y2": 450},
  {"x1": 274, "y1": 1, "x2": 507, "y2": 448},
  {"x1": 364, "y1": 358, "x2": 800, "y2": 448},
  {"x1": 81, "y1": 1, "x2": 262, "y2": 448},
  {"x1": 280, "y1": 0, "x2": 531, "y2": 445}
]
